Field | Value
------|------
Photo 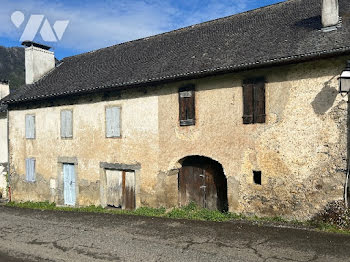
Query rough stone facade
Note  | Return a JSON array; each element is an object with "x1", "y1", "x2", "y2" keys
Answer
[
  {"x1": 8, "y1": 55, "x2": 350, "y2": 220},
  {"x1": 0, "y1": 130, "x2": 8, "y2": 198}
]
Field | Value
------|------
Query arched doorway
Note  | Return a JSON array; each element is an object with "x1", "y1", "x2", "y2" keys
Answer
[{"x1": 178, "y1": 156, "x2": 228, "y2": 212}]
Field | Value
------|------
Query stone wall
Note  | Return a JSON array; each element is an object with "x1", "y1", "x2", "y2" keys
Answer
[
  {"x1": 8, "y1": 55, "x2": 350, "y2": 220},
  {"x1": 157, "y1": 56, "x2": 349, "y2": 219},
  {"x1": 0, "y1": 112, "x2": 8, "y2": 199},
  {"x1": 0, "y1": 113, "x2": 7, "y2": 164},
  {"x1": 0, "y1": 82, "x2": 9, "y2": 100},
  {"x1": 9, "y1": 90, "x2": 159, "y2": 207},
  {"x1": 0, "y1": 165, "x2": 7, "y2": 199}
]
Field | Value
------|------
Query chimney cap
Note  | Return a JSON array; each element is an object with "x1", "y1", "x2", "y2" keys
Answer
[{"x1": 21, "y1": 41, "x2": 51, "y2": 50}]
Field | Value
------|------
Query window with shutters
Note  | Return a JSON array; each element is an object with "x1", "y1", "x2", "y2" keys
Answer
[
  {"x1": 61, "y1": 110, "x2": 73, "y2": 138},
  {"x1": 25, "y1": 114, "x2": 35, "y2": 139},
  {"x1": 106, "y1": 106, "x2": 121, "y2": 138},
  {"x1": 179, "y1": 85, "x2": 195, "y2": 126},
  {"x1": 25, "y1": 158, "x2": 36, "y2": 182},
  {"x1": 242, "y1": 77, "x2": 266, "y2": 124}
]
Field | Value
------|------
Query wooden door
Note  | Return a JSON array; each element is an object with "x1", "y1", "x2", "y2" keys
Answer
[
  {"x1": 105, "y1": 170, "x2": 135, "y2": 210},
  {"x1": 63, "y1": 164, "x2": 76, "y2": 206},
  {"x1": 124, "y1": 171, "x2": 135, "y2": 210},
  {"x1": 179, "y1": 166, "x2": 206, "y2": 208},
  {"x1": 179, "y1": 165, "x2": 223, "y2": 210},
  {"x1": 204, "y1": 166, "x2": 218, "y2": 210},
  {"x1": 106, "y1": 170, "x2": 123, "y2": 208}
]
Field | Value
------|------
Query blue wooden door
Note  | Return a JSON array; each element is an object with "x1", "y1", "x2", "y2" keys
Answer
[{"x1": 63, "y1": 164, "x2": 76, "y2": 206}]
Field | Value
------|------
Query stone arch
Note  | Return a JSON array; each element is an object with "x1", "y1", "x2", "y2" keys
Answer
[{"x1": 178, "y1": 155, "x2": 228, "y2": 212}]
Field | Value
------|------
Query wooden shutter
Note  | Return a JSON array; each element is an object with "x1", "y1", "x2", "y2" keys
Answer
[
  {"x1": 26, "y1": 158, "x2": 35, "y2": 182},
  {"x1": 25, "y1": 115, "x2": 35, "y2": 139},
  {"x1": 106, "y1": 107, "x2": 121, "y2": 137},
  {"x1": 106, "y1": 108, "x2": 113, "y2": 137},
  {"x1": 112, "y1": 107, "x2": 121, "y2": 137},
  {"x1": 254, "y1": 78, "x2": 266, "y2": 123},
  {"x1": 179, "y1": 85, "x2": 195, "y2": 126},
  {"x1": 242, "y1": 81, "x2": 254, "y2": 124},
  {"x1": 242, "y1": 78, "x2": 266, "y2": 124},
  {"x1": 61, "y1": 110, "x2": 73, "y2": 138}
]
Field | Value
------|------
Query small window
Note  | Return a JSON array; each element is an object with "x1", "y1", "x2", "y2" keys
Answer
[
  {"x1": 25, "y1": 114, "x2": 35, "y2": 139},
  {"x1": 253, "y1": 171, "x2": 262, "y2": 185},
  {"x1": 61, "y1": 110, "x2": 73, "y2": 138},
  {"x1": 242, "y1": 77, "x2": 266, "y2": 124},
  {"x1": 106, "y1": 106, "x2": 121, "y2": 138},
  {"x1": 26, "y1": 158, "x2": 36, "y2": 182},
  {"x1": 179, "y1": 85, "x2": 195, "y2": 126}
]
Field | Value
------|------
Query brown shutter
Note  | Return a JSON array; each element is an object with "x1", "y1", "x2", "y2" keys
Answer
[
  {"x1": 242, "y1": 80, "x2": 254, "y2": 124},
  {"x1": 179, "y1": 93, "x2": 187, "y2": 122},
  {"x1": 254, "y1": 78, "x2": 266, "y2": 123},
  {"x1": 179, "y1": 85, "x2": 195, "y2": 126}
]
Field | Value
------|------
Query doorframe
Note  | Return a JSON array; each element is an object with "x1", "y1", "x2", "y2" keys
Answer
[
  {"x1": 99, "y1": 162, "x2": 141, "y2": 209},
  {"x1": 57, "y1": 157, "x2": 79, "y2": 206}
]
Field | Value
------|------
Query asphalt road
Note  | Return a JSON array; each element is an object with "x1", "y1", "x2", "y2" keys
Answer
[{"x1": 0, "y1": 206, "x2": 350, "y2": 262}]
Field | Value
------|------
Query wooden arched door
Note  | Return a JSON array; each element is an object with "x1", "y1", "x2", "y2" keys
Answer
[{"x1": 179, "y1": 156, "x2": 228, "y2": 212}]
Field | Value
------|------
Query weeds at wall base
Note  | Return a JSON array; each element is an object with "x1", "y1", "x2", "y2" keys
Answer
[{"x1": 5, "y1": 201, "x2": 350, "y2": 235}]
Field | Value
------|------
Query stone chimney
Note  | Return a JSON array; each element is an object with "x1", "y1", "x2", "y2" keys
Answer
[
  {"x1": 0, "y1": 80, "x2": 9, "y2": 100},
  {"x1": 22, "y1": 41, "x2": 55, "y2": 85},
  {"x1": 322, "y1": 0, "x2": 339, "y2": 31}
]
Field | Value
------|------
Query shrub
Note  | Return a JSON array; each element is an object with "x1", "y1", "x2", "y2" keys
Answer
[{"x1": 311, "y1": 201, "x2": 350, "y2": 230}]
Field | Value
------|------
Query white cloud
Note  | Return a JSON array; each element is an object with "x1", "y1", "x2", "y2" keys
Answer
[{"x1": 0, "y1": 0, "x2": 250, "y2": 54}]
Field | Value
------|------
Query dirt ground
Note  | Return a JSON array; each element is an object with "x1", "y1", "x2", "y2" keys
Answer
[{"x1": 0, "y1": 206, "x2": 350, "y2": 262}]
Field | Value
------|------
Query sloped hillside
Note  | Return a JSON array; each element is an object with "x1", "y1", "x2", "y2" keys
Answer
[{"x1": 0, "y1": 46, "x2": 25, "y2": 91}]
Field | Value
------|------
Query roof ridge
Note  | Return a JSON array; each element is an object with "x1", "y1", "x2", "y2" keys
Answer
[
  {"x1": 63, "y1": 0, "x2": 289, "y2": 61},
  {"x1": 8, "y1": 0, "x2": 350, "y2": 105}
]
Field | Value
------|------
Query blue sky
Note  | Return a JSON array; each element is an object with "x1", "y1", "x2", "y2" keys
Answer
[{"x1": 0, "y1": 0, "x2": 284, "y2": 60}]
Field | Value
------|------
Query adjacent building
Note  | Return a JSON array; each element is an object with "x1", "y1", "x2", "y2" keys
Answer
[
  {"x1": 0, "y1": 80, "x2": 9, "y2": 199},
  {"x1": 3, "y1": 0, "x2": 350, "y2": 219}
]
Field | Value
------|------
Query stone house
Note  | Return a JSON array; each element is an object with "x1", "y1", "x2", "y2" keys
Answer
[
  {"x1": 3, "y1": 0, "x2": 350, "y2": 219},
  {"x1": 0, "y1": 80, "x2": 9, "y2": 199}
]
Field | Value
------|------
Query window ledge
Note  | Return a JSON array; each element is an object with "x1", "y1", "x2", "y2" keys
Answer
[{"x1": 180, "y1": 119, "x2": 195, "y2": 126}]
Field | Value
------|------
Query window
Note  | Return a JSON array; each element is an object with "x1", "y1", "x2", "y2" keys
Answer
[
  {"x1": 242, "y1": 77, "x2": 266, "y2": 124},
  {"x1": 106, "y1": 106, "x2": 121, "y2": 137},
  {"x1": 253, "y1": 171, "x2": 262, "y2": 185},
  {"x1": 25, "y1": 158, "x2": 36, "y2": 182},
  {"x1": 179, "y1": 85, "x2": 195, "y2": 126},
  {"x1": 61, "y1": 110, "x2": 73, "y2": 138},
  {"x1": 25, "y1": 114, "x2": 35, "y2": 139}
]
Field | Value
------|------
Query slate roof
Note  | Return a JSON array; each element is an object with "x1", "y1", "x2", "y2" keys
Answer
[
  {"x1": 0, "y1": 104, "x2": 7, "y2": 113},
  {"x1": 5, "y1": 0, "x2": 350, "y2": 104},
  {"x1": 0, "y1": 100, "x2": 7, "y2": 112},
  {"x1": 0, "y1": 93, "x2": 8, "y2": 112}
]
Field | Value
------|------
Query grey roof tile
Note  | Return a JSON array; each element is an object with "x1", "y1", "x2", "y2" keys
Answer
[{"x1": 0, "y1": 100, "x2": 7, "y2": 112}]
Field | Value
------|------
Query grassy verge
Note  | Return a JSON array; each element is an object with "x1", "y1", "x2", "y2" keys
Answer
[
  {"x1": 5, "y1": 201, "x2": 350, "y2": 234},
  {"x1": 5, "y1": 201, "x2": 236, "y2": 221}
]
